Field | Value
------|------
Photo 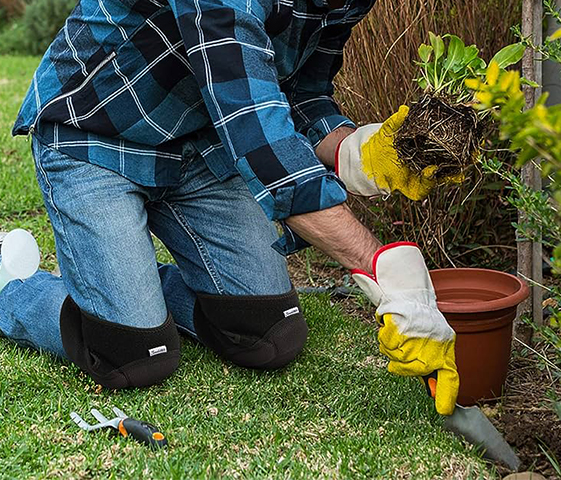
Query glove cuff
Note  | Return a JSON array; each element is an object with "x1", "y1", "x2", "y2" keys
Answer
[
  {"x1": 372, "y1": 241, "x2": 418, "y2": 280},
  {"x1": 335, "y1": 138, "x2": 343, "y2": 177},
  {"x1": 335, "y1": 124, "x2": 388, "y2": 197}
]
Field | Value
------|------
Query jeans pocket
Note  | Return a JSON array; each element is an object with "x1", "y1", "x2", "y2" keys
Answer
[{"x1": 32, "y1": 137, "x2": 111, "y2": 221}]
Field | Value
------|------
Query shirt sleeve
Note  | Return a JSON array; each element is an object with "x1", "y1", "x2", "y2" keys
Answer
[
  {"x1": 167, "y1": 0, "x2": 347, "y2": 223},
  {"x1": 282, "y1": 23, "x2": 356, "y2": 148}
]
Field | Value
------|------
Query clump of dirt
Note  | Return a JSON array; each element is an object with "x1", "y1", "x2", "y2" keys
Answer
[
  {"x1": 500, "y1": 410, "x2": 561, "y2": 477},
  {"x1": 490, "y1": 350, "x2": 561, "y2": 479},
  {"x1": 394, "y1": 94, "x2": 483, "y2": 180}
]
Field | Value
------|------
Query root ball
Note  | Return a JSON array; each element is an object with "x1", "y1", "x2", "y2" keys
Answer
[{"x1": 394, "y1": 94, "x2": 483, "y2": 180}]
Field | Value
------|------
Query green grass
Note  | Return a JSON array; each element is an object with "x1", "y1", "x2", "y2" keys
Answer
[{"x1": 0, "y1": 55, "x2": 494, "y2": 479}]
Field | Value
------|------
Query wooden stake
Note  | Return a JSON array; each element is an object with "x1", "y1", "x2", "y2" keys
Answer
[{"x1": 517, "y1": 0, "x2": 544, "y2": 342}]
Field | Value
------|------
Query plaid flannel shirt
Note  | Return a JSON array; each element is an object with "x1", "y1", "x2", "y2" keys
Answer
[{"x1": 13, "y1": 0, "x2": 375, "y2": 254}]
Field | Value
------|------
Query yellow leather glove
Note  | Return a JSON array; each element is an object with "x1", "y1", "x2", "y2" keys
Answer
[
  {"x1": 351, "y1": 242, "x2": 459, "y2": 415},
  {"x1": 336, "y1": 106, "x2": 463, "y2": 201}
]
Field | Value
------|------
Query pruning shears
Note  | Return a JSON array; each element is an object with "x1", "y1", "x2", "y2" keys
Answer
[{"x1": 70, "y1": 406, "x2": 168, "y2": 448}]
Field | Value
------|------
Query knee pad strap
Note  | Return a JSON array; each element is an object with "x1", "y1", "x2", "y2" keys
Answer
[
  {"x1": 60, "y1": 296, "x2": 180, "y2": 389},
  {"x1": 193, "y1": 288, "x2": 308, "y2": 369}
]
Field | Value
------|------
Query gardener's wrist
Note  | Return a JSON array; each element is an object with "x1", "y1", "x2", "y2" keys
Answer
[
  {"x1": 285, "y1": 203, "x2": 381, "y2": 273},
  {"x1": 315, "y1": 126, "x2": 356, "y2": 168}
]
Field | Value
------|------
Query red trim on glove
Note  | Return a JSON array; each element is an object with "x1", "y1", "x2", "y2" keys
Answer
[
  {"x1": 350, "y1": 268, "x2": 375, "y2": 280},
  {"x1": 334, "y1": 138, "x2": 344, "y2": 176},
  {"x1": 371, "y1": 241, "x2": 419, "y2": 280}
]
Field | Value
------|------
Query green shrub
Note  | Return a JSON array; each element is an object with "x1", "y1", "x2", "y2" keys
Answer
[
  {"x1": 0, "y1": 0, "x2": 75, "y2": 55},
  {"x1": 22, "y1": 0, "x2": 76, "y2": 55},
  {"x1": 0, "y1": 20, "x2": 31, "y2": 55},
  {"x1": 466, "y1": 1, "x2": 561, "y2": 418}
]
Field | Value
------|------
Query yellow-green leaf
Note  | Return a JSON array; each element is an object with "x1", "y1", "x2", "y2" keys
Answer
[
  {"x1": 550, "y1": 27, "x2": 561, "y2": 41},
  {"x1": 418, "y1": 44, "x2": 433, "y2": 63},
  {"x1": 476, "y1": 91, "x2": 493, "y2": 105},
  {"x1": 490, "y1": 43, "x2": 525, "y2": 69},
  {"x1": 465, "y1": 78, "x2": 481, "y2": 90},
  {"x1": 486, "y1": 60, "x2": 500, "y2": 86}
]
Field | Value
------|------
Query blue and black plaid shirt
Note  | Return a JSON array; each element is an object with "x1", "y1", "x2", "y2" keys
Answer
[{"x1": 14, "y1": 0, "x2": 375, "y2": 253}]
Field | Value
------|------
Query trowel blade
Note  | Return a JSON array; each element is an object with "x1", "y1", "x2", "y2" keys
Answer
[{"x1": 444, "y1": 404, "x2": 521, "y2": 471}]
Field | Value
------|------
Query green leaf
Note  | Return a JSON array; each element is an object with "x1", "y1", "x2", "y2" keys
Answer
[
  {"x1": 515, "y1": 146, "x2": 539, "y2": 167},
  {"x1": 549, "y1": 27, "x2": 561, "y2": 41},
  {"x1": 463, "y1": 45, "x2": 480, "y2": 64},
  {"x1": 429, "y1": 32, "x2": 445, "y2": 61},
  {"x1": 418, "y1": 43, "x2": 433, "y2": 63},
  {"x1": 521, "y1": 77, "x2": 540, "y2": 88},
  {"x1": 553, "y1": 401, "x2": 561, "y2": 421},
  {"x1": 491, "y1": 43, "x2": 526, "y2": 69},
  {"x1": 443, "y1": 35, "x2": 465, "y2": 71},
  {"x1": 471, "y1": 58, "x2": 487, "y2": 71},
  {"x1": 542, "y1": 162, "x2": 554, "y2": 177}
]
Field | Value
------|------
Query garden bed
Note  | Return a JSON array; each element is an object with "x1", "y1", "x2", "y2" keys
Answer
[
  {"x1": 288, "y1": 250, "x2": 561, "y2": 479},
  {"x1": 491, "y1": 349, "x2": 561, "y2": 478}
]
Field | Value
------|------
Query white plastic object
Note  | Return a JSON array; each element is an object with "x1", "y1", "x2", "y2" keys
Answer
[{"x1": 0, "y1": 229, "x2": 40, "y2": 291}]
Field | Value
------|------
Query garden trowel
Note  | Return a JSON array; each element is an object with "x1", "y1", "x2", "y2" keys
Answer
[{"x1": 423, "y1": 372, "x2": 521, "y2": 471}]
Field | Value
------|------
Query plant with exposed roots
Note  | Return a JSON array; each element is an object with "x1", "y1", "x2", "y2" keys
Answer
[{"x1": 394, "y1": 33, "x2": 526, "y2": 181}]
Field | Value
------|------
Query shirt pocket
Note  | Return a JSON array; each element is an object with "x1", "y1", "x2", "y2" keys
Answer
[{"x1": 39, "y1": 7, "x2": 207, "y2": 146}]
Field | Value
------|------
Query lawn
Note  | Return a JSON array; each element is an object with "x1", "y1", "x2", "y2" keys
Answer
[{"x1": 0, "y1": 56, "x2": 493, "y2": 479}]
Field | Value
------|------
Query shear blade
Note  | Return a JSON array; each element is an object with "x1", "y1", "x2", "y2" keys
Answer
[
  {"x1": 70, "y1": 409, "x2": 120, "y2": 431},
  {"x1": 112, "y1": 406, "x2": 127, "y2": 419}
]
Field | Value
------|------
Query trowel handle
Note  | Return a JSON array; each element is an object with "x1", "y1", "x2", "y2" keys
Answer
[{"x1": 422, "y1": 371, "x2": 438, "y2": 398}]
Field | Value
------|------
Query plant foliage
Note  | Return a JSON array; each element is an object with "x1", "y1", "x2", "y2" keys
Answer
[
  {"x1": 0, "y1": 0, "x2": 75, "y2": 55},
  {"x1": 466, "y1": 1, "x2": 561, "y2": 425},
  {"x1": 416, "y1": 33, "x2": 525, "y2": 102},
  {"x1": 336, "y1": 0, "x2": 522, "y2": 270}
]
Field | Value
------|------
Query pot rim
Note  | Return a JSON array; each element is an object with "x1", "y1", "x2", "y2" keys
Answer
[{"x1": 430, "y1": 268, "x2": 530, "y2": 314}]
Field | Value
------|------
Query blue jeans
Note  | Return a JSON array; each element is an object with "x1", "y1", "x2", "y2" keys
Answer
[{"x1": 0, "y1": 138, "x2": 292, "y2": 357}]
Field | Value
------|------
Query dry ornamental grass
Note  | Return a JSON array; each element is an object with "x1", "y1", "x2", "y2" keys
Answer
[
  {"x1": 336, "y1": 0, "x2": 519, "y2": 122},
  {"x1": 335, "y1": 0, "x2": 522, "y2": 269}
]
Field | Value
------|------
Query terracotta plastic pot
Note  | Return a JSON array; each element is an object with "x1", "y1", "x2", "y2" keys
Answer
[{"x1": 429, "y1": 268, "x2": 530, "y2": 406}]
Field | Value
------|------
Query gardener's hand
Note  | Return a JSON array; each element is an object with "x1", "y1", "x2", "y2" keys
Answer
[
  {"x1": 336, "y1": 106, "x2": 460, "y2": 201},
  {"x1": 351, "y1": 242, "x2": 459, "y2": 415}
]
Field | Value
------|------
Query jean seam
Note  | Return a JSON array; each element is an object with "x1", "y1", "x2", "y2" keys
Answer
[
  {"x1": 162, "y1": 201, "x2": 225, "y2": 295},
  {"x1": 33, "y1": 141, "x2": 98, "y2": 316}
]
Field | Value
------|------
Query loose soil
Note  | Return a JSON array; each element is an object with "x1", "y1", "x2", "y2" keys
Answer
[
  {"x1": 490, "y1": 351, "x2": 561, "y2": 479},
  {"x1": 394, "y1": 94, "x2": 483, "y2": 180}
]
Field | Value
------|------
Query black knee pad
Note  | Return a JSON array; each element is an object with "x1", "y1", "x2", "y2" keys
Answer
[
  {"x1": 60, "y1": 296, "x2": 181, "y2": 389},
  {"x1": 193, "y1": 288, "x2": 308, "y2": 369}
]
